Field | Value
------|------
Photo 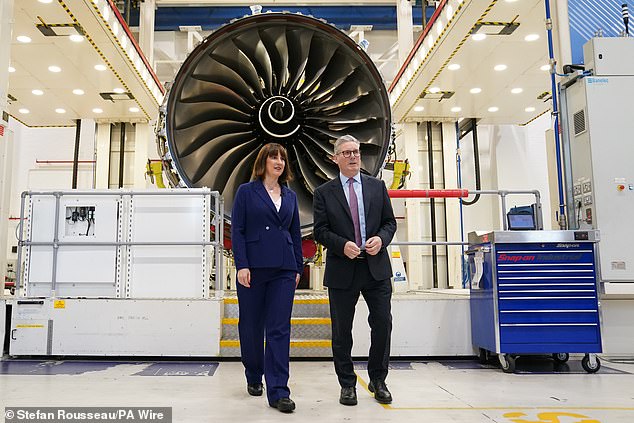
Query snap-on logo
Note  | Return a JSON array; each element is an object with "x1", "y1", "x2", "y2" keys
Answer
[{"x1": 498, "y1": 254, "x2": 536, "y2": 263}]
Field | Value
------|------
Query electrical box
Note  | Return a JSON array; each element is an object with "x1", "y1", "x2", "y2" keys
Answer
[
  {"x1": 64, "y1": 206, "x2": 96, "y2": 237},
  {"x1": 561, "y1": 38, "x2": 634, "y2": 286},
  {"x1": 583, "y1": 37, "x2": 634, "y2": 76}
]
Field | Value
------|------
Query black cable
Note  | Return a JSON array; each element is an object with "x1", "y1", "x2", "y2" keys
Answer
[
  {"x1": 461, "y1": 118, "x2": 482, "y2": 206},
  {"x1": 427, "y1": 122, "x2": 439, "y2": 289},
  {"x1": 562, "y1": 64, "x2": 586, "y2": 74}
]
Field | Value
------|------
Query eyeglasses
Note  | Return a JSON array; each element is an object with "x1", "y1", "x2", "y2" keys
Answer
[{"x1": 337, "y1": 149, "x2": 361, "y2": 158}]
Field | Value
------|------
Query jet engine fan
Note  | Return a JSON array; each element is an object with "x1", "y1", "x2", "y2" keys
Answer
[{"x1": 157, "y1": 12, "x2": 392, "y2": 232}]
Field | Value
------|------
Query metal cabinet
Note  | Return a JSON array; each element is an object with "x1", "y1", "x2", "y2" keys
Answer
[{"x1": 467, "y1": 230, "x2": 602, "y2": 373}]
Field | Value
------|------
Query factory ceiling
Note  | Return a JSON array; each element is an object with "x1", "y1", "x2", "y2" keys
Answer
[
  {"x1": 391, "y1": 0, "x2": 555, "y2": 125},
  {"x1": 7, "y1": 0, "x2": 164, "y2": 127}
]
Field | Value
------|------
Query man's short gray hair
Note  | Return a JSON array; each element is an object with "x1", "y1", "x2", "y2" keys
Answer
[{"x1": 333, "y1": 134, "x2": 360, "y2": 154}]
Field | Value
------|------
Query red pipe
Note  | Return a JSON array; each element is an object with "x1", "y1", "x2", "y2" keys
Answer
[
  {"x1": 388, "y1": 189, "x2": 469, "y2": 198},
  {"x1": 388, "y1": 0, "x2": 449, "y2": 93},
  {"x1": 106, "y1": 0, "x2": 166, "y2": 95}
]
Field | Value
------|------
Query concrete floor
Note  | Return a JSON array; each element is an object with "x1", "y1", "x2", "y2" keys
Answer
[{"x1": 1, "y1": 357, "x2": 634, "y2": 422}]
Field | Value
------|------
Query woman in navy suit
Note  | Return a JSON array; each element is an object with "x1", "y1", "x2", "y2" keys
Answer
[{"x1": 231, "y1": 143, "x2": 303, "y2": 413}]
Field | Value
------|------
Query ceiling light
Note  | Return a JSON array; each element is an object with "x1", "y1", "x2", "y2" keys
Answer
[
  {"x1": 19, "y1": 108, "x2": 29, "y2": 114},
  {"x1": 92, "y1": 108, "x2": 103, "y2": 114},
  {"x1": 113, "y1": 88, "x2": 125, "y2": 94},
  {"x1": 69, "y1": 34, "x2": 84, "y2": 42},
  {"x1": 451, "y1": 106, "x2": 462, "y2": 113},
  {"x1": 470, "y1": 87, "x2": 482, "y2": 94},
  {"x1": 414, "y1": 106, "x2": 425, "y2": 112},
  {"x1": 48, "y1": 65, "x2": 61, "y2": 73},
  {"x1": 525, "y1": 106, "x2": 536, "y2": 112},
  {"x1": 488, "y1": 107, "x2": 499, "y2": 112},
  {"x1": 494, "y1": 64, "x2": 508, "y2": 71},
  {"x1": 472, "y1": 33, "x2": 486, "y2": 41},
  {"x1": 448, "y1": 63, "x2": 461, "y2": 71},
  {"x1": 129, "y1": 107, "x2": 140, "y2": 113},
  {"x1": 39, "y1": 0, "x2": 54, "y2": 3},
  {"x1": 540, "y1": 64, "x2": 550, "y2": 71},
  {"x1": 55, "y1": 108, "x2": 66, "y2": 114},
  {"x1": 32, "y1": 89, "x2": 44, "y2": 96},
  {"x1": 525, "y1": 34, "x2": 540, "y2": 42},
  {"x1": 17, "y1": 36, "x2": 31, "y2": 43},
  {"x1": 429, "y1": 87, "x2": 441, "y2": 93},
  {"x1": 72, "y1": 89, "x2": 85, "y2": 95},
  {"x1": 94, "y1": 64, "x2": 107, "y2": 71},
  {"x1": 511, "y1": 88, "x2": 523, "y2": 94},
  {"x1": 8, "y1": 66, "x2": 15, "y2": 73}
]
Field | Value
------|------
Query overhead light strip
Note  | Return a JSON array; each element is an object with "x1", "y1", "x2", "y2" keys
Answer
[
  {"x1": 55, "y1": 0, "x2": 151, "y2": 120},
  {"x1": 388, "y1": 0, "x2": 449, "y2": 94},
  {"x1": 397, "y1": 0, "x2": 501, "y2": 117},
  {"x1": 88, "y1": 0, "x2": 165, "y2": 105},
  {"x1": 390, "y1": 0, "x2": 469, "y2": 107},
  {"x1": 419, "y1": 0, "x2": 498, "y2": 112}
]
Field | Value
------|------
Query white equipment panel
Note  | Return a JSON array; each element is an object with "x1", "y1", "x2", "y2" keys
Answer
[
  {"x1": 26, "y1": 195, "x2": 119, "y2": 297},
  {"x1": 562, "y1": 38, "x2": 634, "y2": 285},
  {"x1": 9, "y1": 298, "x2": 221, "y2": 356},
  {"x1": 583, "y1": 37, "x2": 634, "y2": 76},
  {"x1": 9, "y1": 299, "x2": 49, "y2": 355},
  {"x1": 127, "y1": 193, "x2": 210, "y2": 298},
  {"x1": 21, "y1": 189, "x2": 211, "y2": 299}
]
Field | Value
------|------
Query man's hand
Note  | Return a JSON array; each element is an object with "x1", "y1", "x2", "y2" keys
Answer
[
  {"x1": 343, "y1": 241, "x2": 361, "y2": 259},
  {"x1": 237, "y1": 268, "x2": 251, "y2": 288},
  {"x1": 365, "y1": 236, "x2": 383, "y2": 256},
  {"x1": 295, "y1": 273, "x2": 301, "y2": 287}
]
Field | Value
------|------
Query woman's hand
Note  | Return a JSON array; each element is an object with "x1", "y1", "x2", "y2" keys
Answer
[
  {"x1": 237, "y1": 268, "x2": 251, "y2": 288},
  {"x1": 295, "y1": 273, "x2": 301, "y2": 288}
]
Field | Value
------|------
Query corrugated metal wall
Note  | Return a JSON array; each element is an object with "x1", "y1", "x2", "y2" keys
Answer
[{"x1": 568, "y1": 0, "x2": 630, "y2": 63}]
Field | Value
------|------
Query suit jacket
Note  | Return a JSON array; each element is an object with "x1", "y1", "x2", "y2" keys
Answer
[
  {"x1": 313, "y1": 174, "x2": 396, "y2": 288},
  {"x1": 231, "y1": 179, "x2": 303, "y2": 274}
]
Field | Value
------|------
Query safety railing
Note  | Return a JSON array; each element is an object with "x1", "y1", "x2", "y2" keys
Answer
[
  {"x1": 386, "y1": 188, "x2": 544, "y2": 290},
  {"x1": 14, "y1": 189, "x2": 224, "y2": 299}
]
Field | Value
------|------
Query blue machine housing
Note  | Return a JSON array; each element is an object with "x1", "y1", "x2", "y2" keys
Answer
[{"x1": 468, "y1": 231, "x2": 602, "y2": 356}]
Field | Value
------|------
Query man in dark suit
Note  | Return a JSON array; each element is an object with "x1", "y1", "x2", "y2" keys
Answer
[{"x1": 313, "y1": 134, "x2": 397, "y2": 406}]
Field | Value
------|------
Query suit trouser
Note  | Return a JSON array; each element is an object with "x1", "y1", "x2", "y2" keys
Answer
[
  {"x1": 237, "y1": 268, "x2": 296, "y2": 404},
  {"x1": 328, "y1": 258, "x2": 393, "y2": 388}
]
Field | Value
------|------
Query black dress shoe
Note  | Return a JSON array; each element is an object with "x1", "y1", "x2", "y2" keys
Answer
[
  {"x1": 247, "y1": 383, "x2": 263, "y2": 396},
  {"x1": 368, "y1": 380, "x2": 392, "y2": 404},
  {"x1": 270, "y1": 397, "x2": 295, "y2": 413},
  {"x1": 339, "y1": 386, "x2": 357, "y2": 406}
]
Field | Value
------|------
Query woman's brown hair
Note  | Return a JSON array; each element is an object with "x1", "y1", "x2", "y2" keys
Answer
[{"x1": 251, "y1": 143, "x2": 294, "y2": 183}]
